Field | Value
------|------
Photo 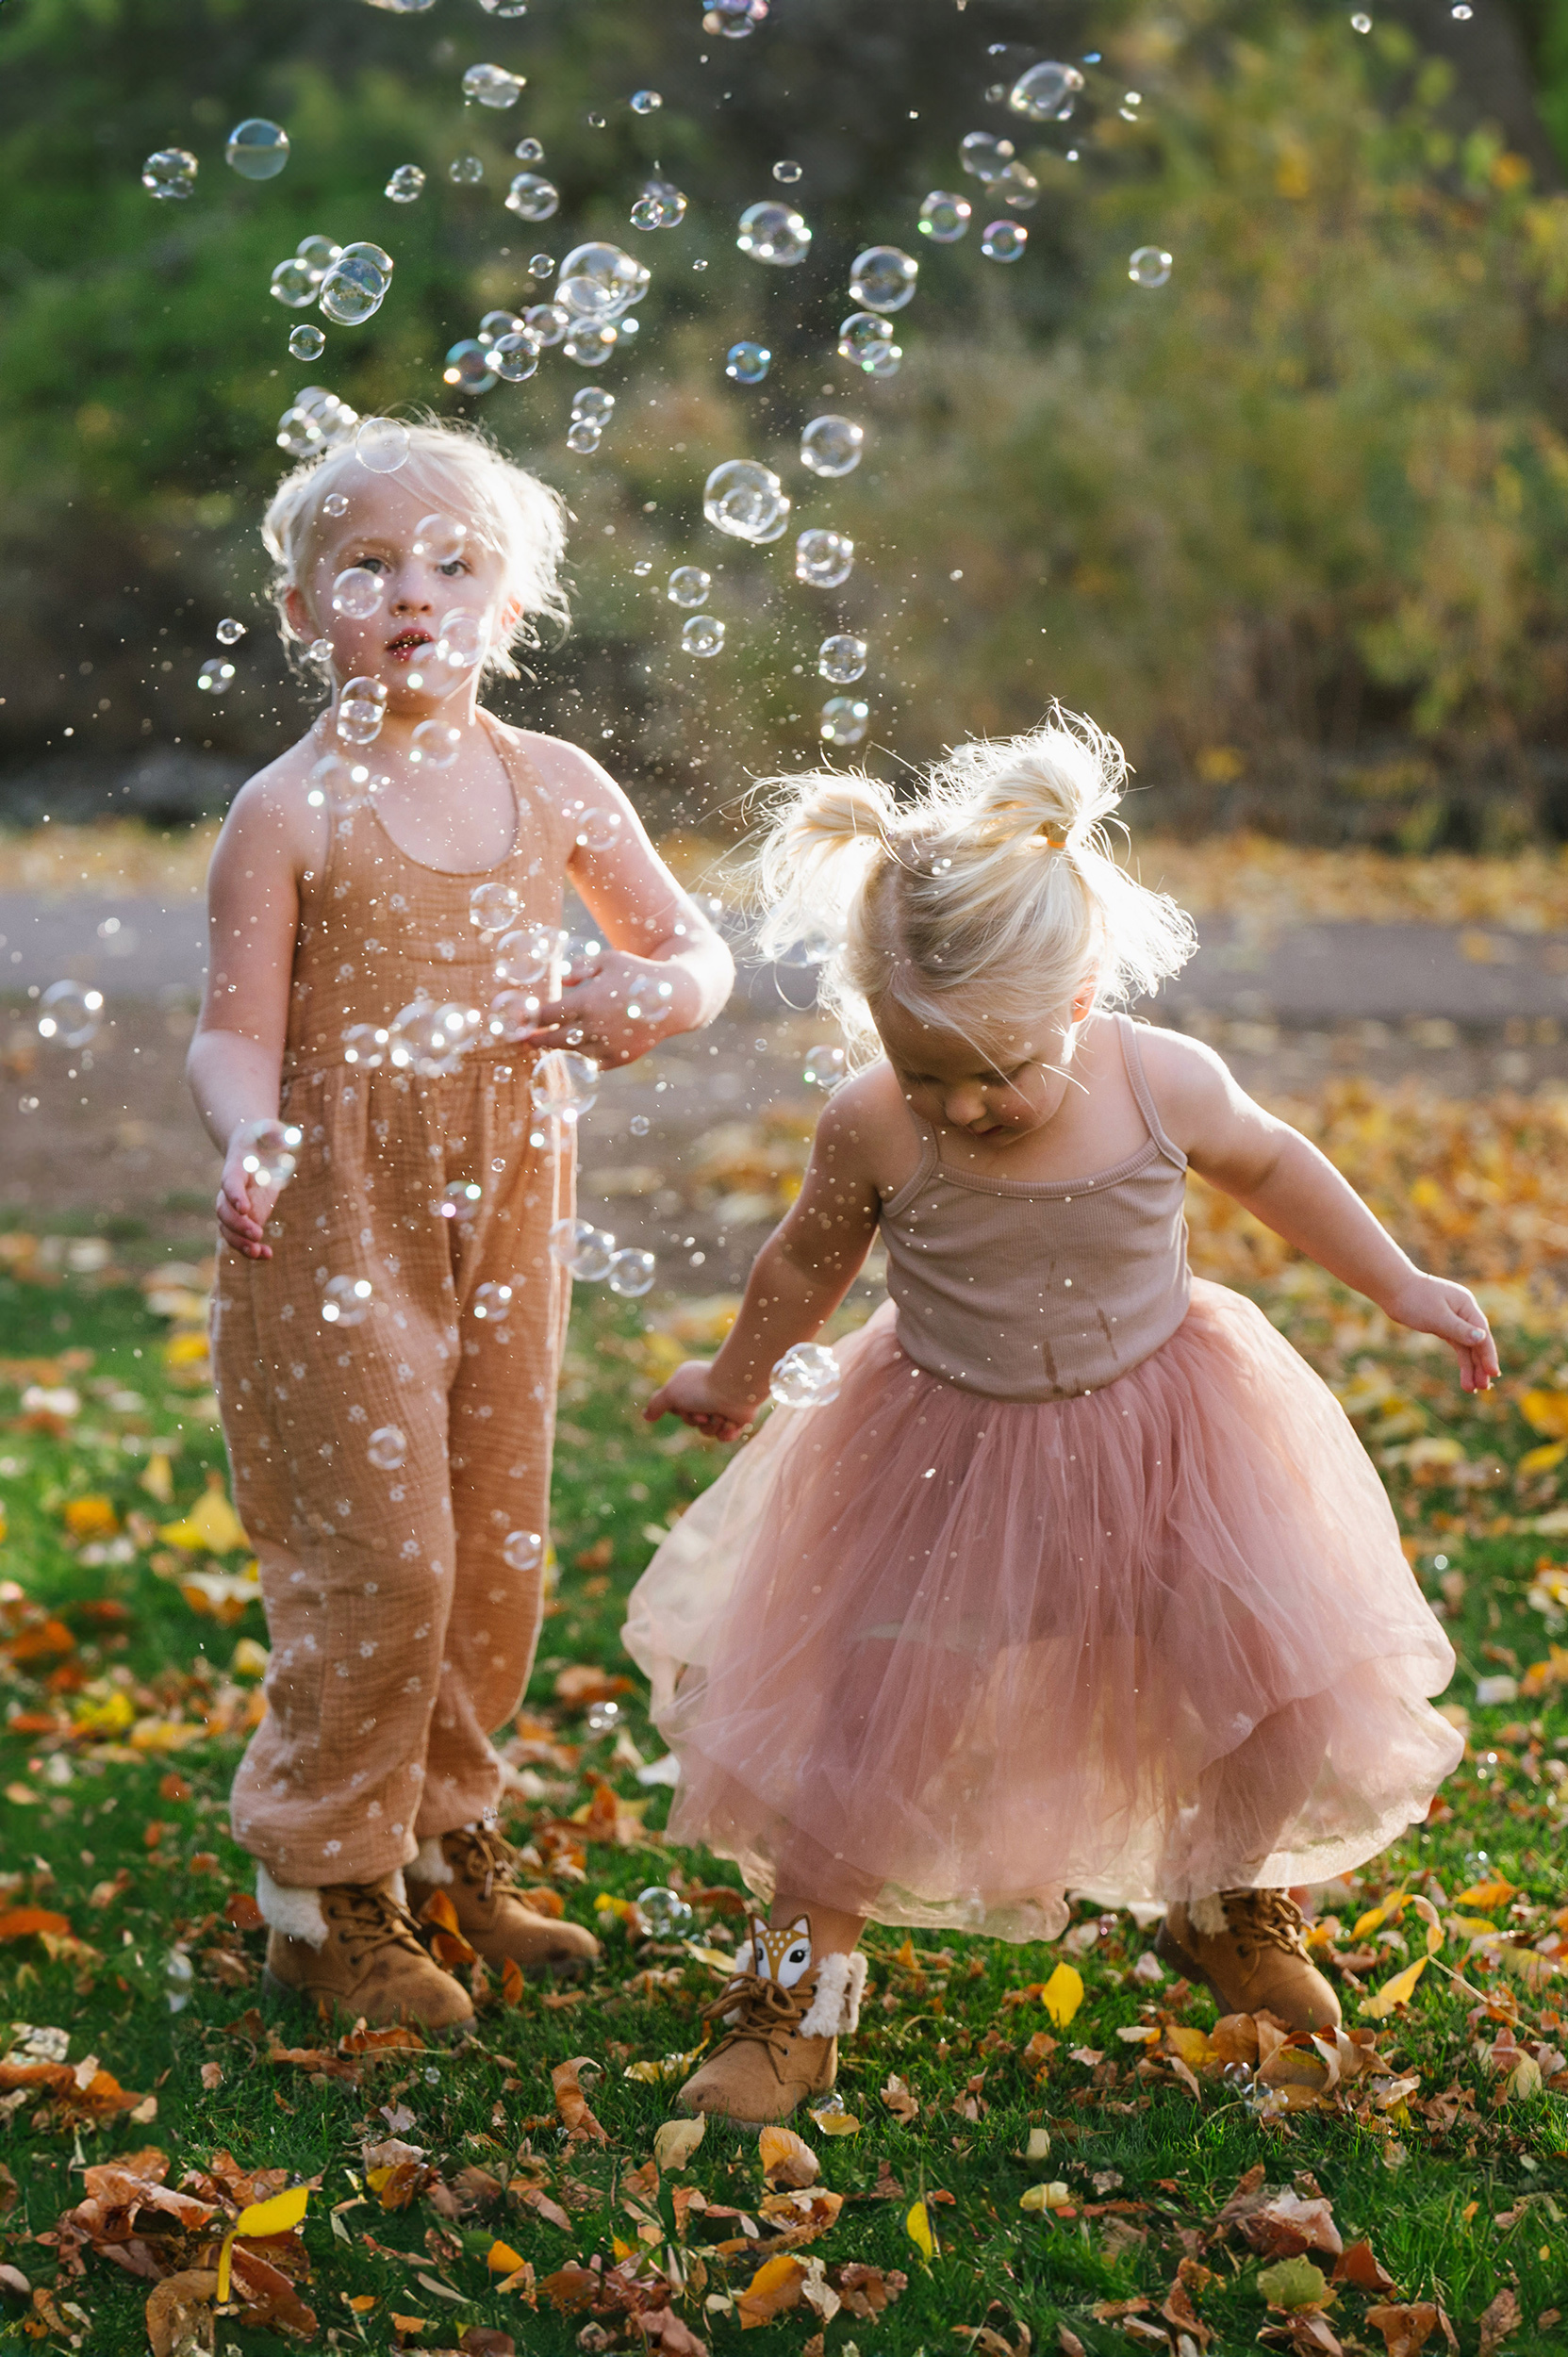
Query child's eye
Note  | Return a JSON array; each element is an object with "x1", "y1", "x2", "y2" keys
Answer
[
  {"x1": 437, "y1": 557, "x2": 470, "y2": 575},
  {"x1": 350, "y1": 555, "x2": 389, "y2": 575}
]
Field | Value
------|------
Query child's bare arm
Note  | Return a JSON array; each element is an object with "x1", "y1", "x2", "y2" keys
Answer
[
  {"x1": 1142, "y1": 1029, "x2": 1498, "y2": 1393},
  {"x1": 187, "y1": 770, "x2": 315, "y2": 1259},
  {"x1": 514, "y1": 738, "x2": 733, "y2": 1065},
  {"x1": 646, "y1": 1078, "x2": 888, "y2": 1437}
]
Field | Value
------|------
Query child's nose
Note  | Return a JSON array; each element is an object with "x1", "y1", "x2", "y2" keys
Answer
[
  {"x1": 944, "y1": 1085, "x2": 987, "y2": 1127},
  {"x1": 388, "y1": 569, "x2": 433, "y2": 612}
]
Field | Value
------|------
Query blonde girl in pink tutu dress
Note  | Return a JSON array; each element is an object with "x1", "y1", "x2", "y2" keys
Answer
[{"x1": 623, "y1": 712, "x2": 1492, "y2": 2126}]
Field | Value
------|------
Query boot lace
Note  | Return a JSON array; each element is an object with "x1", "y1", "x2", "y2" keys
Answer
[
  {"x1": 443, "y1": 1824, "x2": 517, "y2": 1903},
  {"x1": 324, "y1": 1883, "x2": 428, "y2": 1967},
  {"x1": 1221, "y1": 1888, "x2": 1308, "y2": 1958},
  {"x1": 699, "y1": 1970, "x2": 818, "y2": 2064}
]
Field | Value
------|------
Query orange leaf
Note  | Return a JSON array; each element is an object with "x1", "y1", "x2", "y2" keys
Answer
[
  {"x1": 0, "y1": 1909, "x2": 71, "y2": 1941},
  {"x1": 501, "y1": 1956, "x2": 525, "y2": 2006},
  {"x1": 735, "y1": 2255, "x2": 806, "y2": 2329},
  {"x1": 7, "y1": 1620, "x2": 74, "y2": 1664},
  {"x1": 758, "y1": 2127, "x2": 818, "y2": 2187},
  {"x1": 551, "y1": 2057, "x2": 608, "y2": 2146}
]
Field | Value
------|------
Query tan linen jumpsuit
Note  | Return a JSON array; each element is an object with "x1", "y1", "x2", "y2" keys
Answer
[{"x1": 214, "y1": 716, "x2": 574, "y2": 1887}]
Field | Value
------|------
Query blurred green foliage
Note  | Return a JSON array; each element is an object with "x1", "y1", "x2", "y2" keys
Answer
[{"x1": 1, "y1": 0, "x2": 1567, "y2": 841}]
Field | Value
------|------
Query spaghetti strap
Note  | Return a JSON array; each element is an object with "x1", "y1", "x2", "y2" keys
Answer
[{"x1": 1116, "y1": 1014, "x2": 1187, "y2": 1169}]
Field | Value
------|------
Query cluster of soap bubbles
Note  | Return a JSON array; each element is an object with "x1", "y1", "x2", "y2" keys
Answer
[
  {"x1": 277, "y1": 384, "x2": 361, "y2": 461},
  {"x1": 270, "y1": 234, "x2": 394, "y2": 342},
  {"x1": 636, "y1": 1886, "x2": 694, "y2": 1937},
  {"x1": 568, "y1": 384, "x2": 615, "y2": 455},
  {"x1": 769, "y1": 1342, "x2": 842, "y2": 1409},
  {"x1": 36, "y1": 981, "x2": 104, "y2": 1049},
  {"x1": 549, "y1": 1217, "x2": 656, "y2": 1297},
  {"x1": 321, "y1": 1274, "x2": 375, "y2": 1327},
  {"x1": 141, "y1": 120, "x2": 289, "y2": 200},
  {"x1": 630, "y1": 174, "x2": 688, "y2": 232},
  {"x1": 240, "y1": 1120, "x2": 303, "y2": 1191}
]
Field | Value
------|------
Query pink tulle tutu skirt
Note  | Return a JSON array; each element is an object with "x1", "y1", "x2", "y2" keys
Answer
[{"x1": 623, "y1": 1283, "x2": 1462, "y2": 1941}]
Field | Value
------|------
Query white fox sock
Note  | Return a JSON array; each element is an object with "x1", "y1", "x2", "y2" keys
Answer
[
  {"x1": 798, "y1": 1951, "x2": 867, "y2": 2039},
  {"x1": 411, "y1": 1835, "x2": 454, "y2": 1886}
]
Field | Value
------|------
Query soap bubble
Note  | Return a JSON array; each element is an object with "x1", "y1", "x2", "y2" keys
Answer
[
  {"x1": 491, "y1": 330, "x2": 540, "y2": 382},
  {"x1": 476, "y1": 309, "x2": 522, "y2": 347},
  {"x1": 437, "y1": 611, "x2": 487, "y2": 671},
  {"x1": 772, "y1": 158, "x2": 802, "y2": 184},
  {"x1": 270, "y1": 257, "x2": 318, "y2": 308},
  {"x1": 563, "y1": 323, "x2": 619, "y2": 368},
  {"x1": 528, "y1": 251, "x2": 553, "y2": 274},
  {"x1": 368, "y1": 1426, "x2": 407, "y2": 1470},
  {"x1": 444, "y1": 339, "x2": 495, "y2": 392},
  {"x1": 525, "y1": 302, "x2": 571, "y2": 347},
  {"x1": 1129, "y1": 245, "x2": 1173, "y2": 288},
  {"x1": 357, "y1": 416, "x2": 410, "y2": 471},
  {"x1": 388, "y1": 997, "x2": 478, "y2": 1078},
  {"x1": 320, "y1": 267, "x2": 385, "y2": 326},
  {"x1": 464, "y1": 60, "x2": 524, "y2": 106},
  {"x1": 726, "y1": 341, "x2": 772, "y2": 384},
  {"x1": 803, "y1": 1045, "x2": 847, "y2": 1089},
  {"x1": 567, "y1": 418, "x2": 602, "y2": 455},
  {"x1": 323, "y1": 493, "x2": 350, "y2": 518},
  {"x1": 289, "y1": 324, "x2": 326, "y2": 361},
  {"x1": 495, "y1": 924, "x2": 556, "y2": 985},
  {"x1": 631, "y1": 178, "x2": 687, "y2": 230},
  {"x1": 412, "y1": 720, "x2": 463, "y2": 768},
  {"x1": 982, "y1": 220, "x2": 1028, "y2": 263},
  {"x1": 637, "y1": 1886, "x2": 693, "y2": 1937},
  {"x1": 820, "y1": 697, "x2": 869, "y2": 748},
  {"x1": 770, "y1": 1341, "x2": 842, "y2": 1408},
  {"x1": 574, "y1": 807, "x2": 622, "y2": 851},
  {"x1": 837, "y1": 310, "x2": 896, "y2": 369},
  {"x1": 239, "y1": 1121, "x2": 302, "y2": 1189},
  {"x1": 1351, "y1": 9, "x2": 1373, "y2": 27},
  {"x1": 473, "y1": 1280, "x2": 515, "y2": 1322},
  {"x1": 437, "y1": 1179, "x2": 484, "y2": 1223},
  {"x1": 342, "y1": 1023, "x2": 389, "y2": 1067},
  {"x1": 631, "y1": 89, "x2": 663, "y2": 112},
  {"x1": 310, "y1": 752, "x2": 374, "y2": 816},
  {"x1": 818, "y1": 634, "x2": 867, "y2": 683},
  {"x1": 503, "y1": 1528, "x2": 543, "y2": 1572},
  {"x1": 414, "y1": 515, "x2": 467, "y2": 564},
  {"x1": 332, "y1": 567, "x2": 385, "y2": 620},
  {"x1": 142, "y1": 148, "x2": 197, "y2": 200},
  {"x1": 295, "y1": 235, "x2": 342, "y2": 278},
  {"x1": 385, "y1": 163, "x2": 426, "y2": 203},
  {"x1": 558, "y1": 240, "x2": 649, "y2": 320},
  {"x1": 321, "y1": 1275, "x2": 374, "y2": 1327},
  {"x1": 849, "y1": 245, "x2": 917, "y2": 313},
  {"x1": 338, "y1": 678, "x2": 388, "y2": 745},
  {"x1": 795, "y1": 529, "x2": 854, "y2": 588},
  {"x1": 630, "y1": 1113, "x2": 651, "y2": 1135},
  {"x1": 225, "y1": 118, "x2": 289, "y2": 179},
  {"x1": 516, "y1": 138, "x2": 546, "y2": 165},
  {"x1": 37, "y1": 981, "x2": 103, "y2": 1048},
  {"x1": 506, "y1": 172, "x2": 560, "y2": 221},
  {"x1": 572, "y1": 387, "x2": 615, "y2": 422},
  {"x1": 801, "y1": 415, "x2": 864, "y2": 478},
  {"x1": 549, "y1": 1217, "x2": 617, "y2": 1278},
  {"x1": 450, "y1": 156, "x2": 485, "y2": 185},
  {"x1": 607, "y1": 1247, "x2": 656, "y2": 1297},
  {"x1": 470, "y1": 882, "x2": 520, "y2": 933},
  {"x1": 668, "y1": 566, "x2": 712, "y2": 607},
  {"x1": 197, "y1": 658, "x2": 236, "y2": 695},
  {"x1": 532, "y1": 1049, "x2": 600, "y2": 1120},
  {"x1": 1009, "y1": 60, "x2": 1084, "y2": 120},
  {"x1": 704, "y1": 459, "x2": 790, "y2": 543},
  {"x1": 736, "y1": 201, "x2": 811, "y2": 267},
  {"x1": 489, "y1": 992, "x2": 541, "y2": 1042},
  {"x1": 918, "y1": 190, "x2": 971, "y2": 242},
  {"x1": 216, "y1": 618, "x2": 246, "y2": 646},
  {"x1": 683, "y1": 614, "x2": 725, "y2": 657},
  {"x1": 586, "y1": 1699, "x2": 621, "y2": 1736}
]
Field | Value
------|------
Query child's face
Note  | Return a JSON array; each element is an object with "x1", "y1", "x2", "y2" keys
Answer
[
  {"x1": 286, "y1": 469, "x2": 511, "y2": 712},
  {"x1": 875, "y1": 985, "x2": 1093, "y2": 1140}
]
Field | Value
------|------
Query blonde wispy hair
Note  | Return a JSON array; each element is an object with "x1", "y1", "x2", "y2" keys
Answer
[
  {"x1": 746, "y1": 709, "x2": 1197, "y2": 1063},
  {"x1": 261, "y1": 414, "x2": 570, "y2": 681}
]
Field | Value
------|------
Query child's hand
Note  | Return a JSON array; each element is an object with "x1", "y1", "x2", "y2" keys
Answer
[
  {"x1": 217, "y1": 1118, "x2": 300, "y2": 1261},
  {"x1": 1382, "y1": 1270, "x2": 1499, "y2": 1393},
  {"x1": 520, "y1": 948, "x2": 685, "y2": 1068},
  {"x1": 645, "y1": 1360, "x2": 759, "y2": 1441}
]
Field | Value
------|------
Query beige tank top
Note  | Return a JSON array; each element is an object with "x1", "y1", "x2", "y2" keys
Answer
[{"x1": 878, "y1": 1014, "x2": 1192, "y2": 1403}]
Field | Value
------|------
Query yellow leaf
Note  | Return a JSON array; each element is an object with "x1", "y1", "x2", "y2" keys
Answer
[
  {"x1": 905, "y1": 2200, "x2": 935, "y2": 2262},
  {"x1": 164, "y1": 1331, "x2": 210, "y2": 1367},
  {"x1": 758, "y1": 2125, "x2": 818, "y2": 2187},
  {"x1": 1040, "y1": 1963, "x2": 1083, "y2": 2029},
  {"x1": 158, "y1": 1478, "x2": 248, "y2": 1556},
  {"x1": 652, "y1": 2117, "x2": 706, "y2": 2172},
  {"x1": 236, "y1": 2185, "x2": 309, "y2": 2239},
  {"x1": 1522, "y1": 1390, "x2": 1568, "y2": 1441},
  {"x1": 1455, "y1": 1917, "x2": 1499, "y2": 1938},
  {"x1": 807, "y1": 2102, "x2": 861, "y2": 2136},
  {"x1": 1164, "y1": 2023, "x2": 1219, "y2": 2070},
  {"x1": 487, "y1": 2242, "x2": 526, "y2": 2273},
  {"x1": 611, "y1": 2235, "x2": 635, "y2": 2261},
  {"x1": 62, "y1": 1495, "x2": 118, "y2": 1541},
  {"x1": 1351, "y1": 1892, "x2": 1409, "y2": 1941},
  {"x1": 1454, "y1": 1877, "x2": 1517, "y2": 1910},
  {"x1": 1360, "y1": 1954, "x2": 1430, "y2": 2019},
  {"x1": 1025, "y1": 2128, "x2": 1051, "y2": 2161},
  {"x1": 140, "y1": 1451, "x2": 175, "y2": 1504},
  {"x1": 1518, "y1": 1441, "x2": 1568, "y2": 1478},
  {"x1": 1019, "y1": 2181, "x2": 1071, "y2": 2213}
]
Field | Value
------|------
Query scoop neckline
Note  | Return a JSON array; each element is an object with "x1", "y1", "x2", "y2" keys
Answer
[{"x1": 365, "y1": 712, "x2": 525, "y2": 878}]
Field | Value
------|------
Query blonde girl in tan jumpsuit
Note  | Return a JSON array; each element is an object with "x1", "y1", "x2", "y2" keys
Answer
[{"x1": 188, "y1": 422, "x2": 733, "y2": 2029}]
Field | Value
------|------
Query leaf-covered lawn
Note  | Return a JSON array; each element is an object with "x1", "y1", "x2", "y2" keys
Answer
[{"x1": 0, "y1": 1162, "x2": 1566, "y2": 2357}]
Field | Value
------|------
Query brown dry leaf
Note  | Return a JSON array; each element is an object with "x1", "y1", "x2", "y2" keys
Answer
[
  {"x1": 512, "y1": 2184, "x2": 573, "y2": 2234},
  {"x1": 0, "y1": 1907, "x2": 72, "y2": 1941},
  {"x1": 226, "y1": 2247, "x2": 319, "y2": 2341},
  {"x1": 881, "y1": 2073, "x2": 919, "y2": 2123},
  {"x1": 1242, "y1": 2193, "x2": 1344, "y2": 2261},
  {"x1": 1365, "y1": 2307, "x2": 1442, "y2": 2357},
  {"x1": 1213, "y1": 2165, "x2": 1270, "y2": 2228},
  {"x1": 554, "y1": 1664, "x2": 635, "y2": 1708},
  {"x1": 551, "y1": 2057, "x2": 609, "y2": 2146},
  {"x1": 0, "y1": 2162, "x2": 17, "y2": 2217},
  {"x1": 417, "y1": 1887, "x2": 479, "y2": 1970},
  {"x1": 340, "y1": 2022, "x2": 426, "y2": 2055},
  {"x1": 834, "y1": 2263, "x2": 907, "y2": 2320},
  {"x1": 1161, "y1": 2278, "x2": 1212, "y2": 2349},
  {"x1": 1332, "y1": 2240, "x2": 1396, "y2": 2295},
  {"x1": 1056, "y1": 2333, "x2": 1088, "y2": 2357},
  {"x1": 645, "y1": 2309, "x2": 710, "y2": 2357},
  {"x1": 145, "y1": 2270, "x2": 219, "y2": 2357},
  {"x1": 736, "y1": 2254, "x2": 807, "y2": 2328},
  {"x1": 758, "y1": 2127, "x2": 818, "y2": 2188},
  {"x1": 0, "y1": 2265, "x2": 29, "y2": 2298},
  {"x1": 536, "y1": 2262, "x2": 602, "y2": 2313},
  {"x1": 459, "y1": 2332, "x2": 518, "y2": 2357},
  {"x1": 1210, "y1": 2016, "x2": 1262, "y2": 2069},
  {"x1": 1477, "y1": 2288, "x2": 1522, "y2": 2357}
]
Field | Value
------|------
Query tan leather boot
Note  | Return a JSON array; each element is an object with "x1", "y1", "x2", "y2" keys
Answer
[
  {"x1": 677, "y1": 1915, "x2": 867, "y2": 2127},
  {"x1": 1157, "y1": 1889, "x2": 1342, "y2": 2032},
  {"x1": 259, "y1": 1872, "x2": 474, "y2": 2033},
  {"x1": 405, "y1": 1824, "x2": 600, "y2": 1979}
]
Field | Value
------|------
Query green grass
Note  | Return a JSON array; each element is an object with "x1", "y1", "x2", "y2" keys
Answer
[{"x1": 0, "y1": 1263, "x2": 1566, "y2": 2356}]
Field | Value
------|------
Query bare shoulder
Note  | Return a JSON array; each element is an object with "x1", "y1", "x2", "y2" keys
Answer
[
  {"x1": 1128, "y1": 1019, "x2": 1253, "y2": 1148},
  {"x1": 213, "y1": 733, "x2": 329, "y2": 881},
  {"x1": 506, "y1": 725, "x2": 624, "y2": 798},
  {"x1": 810, "y1": 1062, "x2": 916, "y2": 1192}
]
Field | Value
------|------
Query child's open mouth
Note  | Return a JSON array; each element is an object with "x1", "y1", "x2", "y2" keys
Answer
[{"x1": 387, "y1": 629, "x2": 434, "y2": 663}]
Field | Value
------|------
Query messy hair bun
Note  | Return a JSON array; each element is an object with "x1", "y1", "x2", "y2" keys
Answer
[{"x1": 748, "y1": 709, "x2": 1196, "y2": 1060}]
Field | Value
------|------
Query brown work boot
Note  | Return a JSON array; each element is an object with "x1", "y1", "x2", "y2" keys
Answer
[
  {"x1": 677, "y1": 1915, "x2": 867, "y2": 2127},
  {"x1": 1156, "y1": 1889, "x2": 1342, "y2": 2033},
  {"x1": 258, "y1": 1871, "x2": 474, "y2": 2033},
  {"x1": 405, "y1": 1824, "x2": 600, "y2": 1979}
]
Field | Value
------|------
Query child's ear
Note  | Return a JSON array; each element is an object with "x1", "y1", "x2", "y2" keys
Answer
[
  {"x1": 1069, "y1": 972, "x2": 1098, "y2": 1025},
  {"x1": 282, "y1": 584, "x2": 316, "y2": 644}
]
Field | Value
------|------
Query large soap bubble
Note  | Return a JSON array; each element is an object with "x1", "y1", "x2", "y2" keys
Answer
[
  {"x1": 37, "y1": 981, "x2": 104, "y2": 1048},
  {"x1": 1129, "y1": 245, "x2": 1173, "y2": 288},
  {"x1": 225, "y1": 119, "x2": 289, "y2": 180},
  {"x1": 801, "y1": 415, "x2": 864, "y2": 478},
  {"x1": 837, "y1": 311, "x2": 896, "y2": 370},
  {"x1": 770, "y1": 1343, "x2": 842, "y2": 1409},
  {"x1": 357, "y1": 417, "x2": 410, "y2": 472},
  {"x1": 1009, "y1": 61, "x2": 1084, "y2": 121},
  {"x1": 388, "y1": 998, "x2": 480, "y2": 1078},
  {"x1": 703, "y1": 459, "x2": 790, "y2": 544},
  {"x1": 982, "y1": 221, "x2": 1028, "y2": 264},
  {"x1": 795, "y1": 529, "x2": 854, "y2": 588},
  {"x1": 918, "y1": 190, "x2": 971, "y2": 243},
  {"x1": 820, "y1": 697, "x2": 869, "y2": 748},
  {"x1": 668, "y1": 567, "x2": 712, "y2": 607},
  {"x1": 463, "y1": 61, "x2": 525, "y2": 106},
  {"x1": 142, "y1": 148, "x2": 197, "y2": 201},
  {"x1": 736, "y1": 202, "x2": 811, "y2": 266},
  {"x1": 385, "y1": 163, "x2": 425, "y2": 203},
  {"x1": 726, "y1": 341, "x2": 771, "y2": 384},
  {"x1": 818, "y1": 634, "x2": 867, "y2": 683},
  {"x1": 532, "y1": 1050, "x2": 600, "y2": 1120},
  {"x1": 556, "y1": 241, "x2": 649, "y2": 321},
  {"x1": 683, "y1": 615, "x2": 725, "y2": 657},
  {"x1": 506, "y1": 172, "x2": 560, "y2": 221}
]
